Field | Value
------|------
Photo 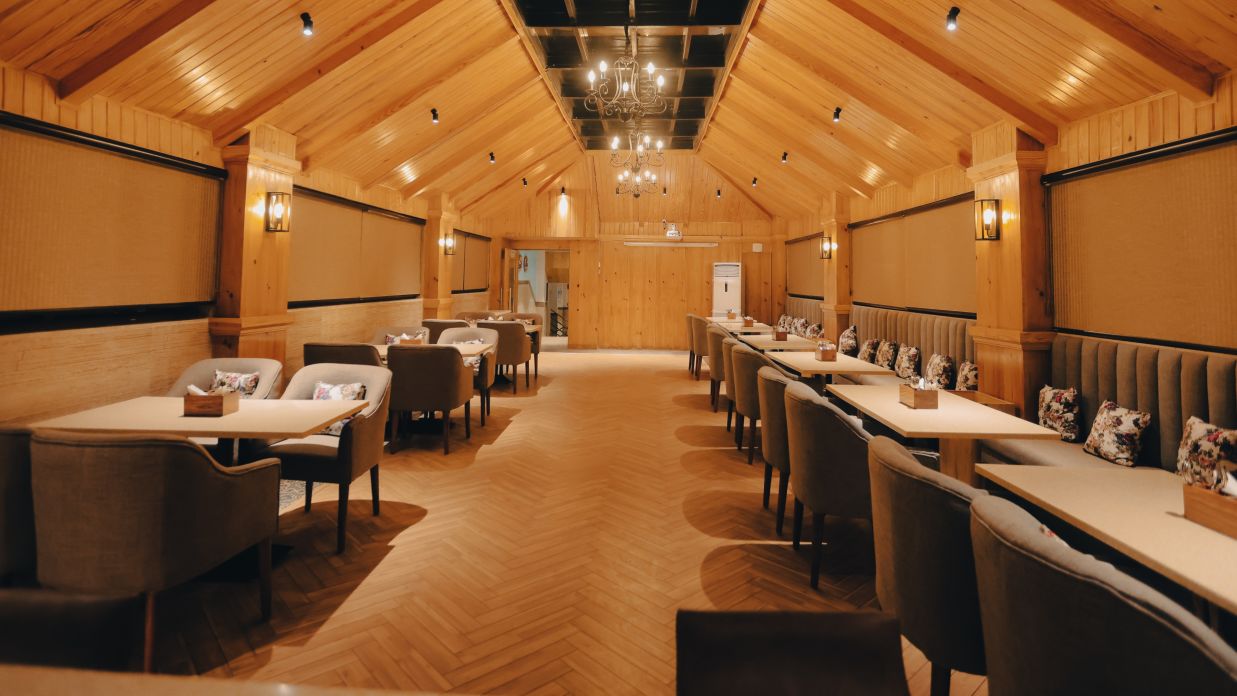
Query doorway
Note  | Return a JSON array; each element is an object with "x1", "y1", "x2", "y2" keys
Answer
[{"x1": 514, "y1": 249, "x2": 569, "y2": 346}]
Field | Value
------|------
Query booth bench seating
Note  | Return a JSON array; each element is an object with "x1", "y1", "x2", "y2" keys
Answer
[
  {"x1": 981, "y1": 333, "x2": 1237, "y2": 472},
  {"x1": 835, "y1": 305, "x2": 975, "y2": 387}
]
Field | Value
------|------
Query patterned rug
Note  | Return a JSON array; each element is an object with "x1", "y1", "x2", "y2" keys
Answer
[{"x1": 277, "y1": 480, "x2": 319, "y2": 512}]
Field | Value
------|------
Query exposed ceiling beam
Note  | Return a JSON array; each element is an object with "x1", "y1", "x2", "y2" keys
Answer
[
  {"x1": 694, "y1": 0, "x2": 763, "y2": 151},
  {"x1": 1043, "y1": 0, "x2": 1214, "y2": 101},
  {"x1": 824, "y1": 0, "x2": 1057, "y2": 146},
  {"x1": 57, "y1": 0, "x2": 219, "y2": 104},
  {"x1": 495, "y1": 0, "x2": 585, "y2": 152},
  {"x1": 209, "y1": 0, "x2": 446, "y2": 146}
]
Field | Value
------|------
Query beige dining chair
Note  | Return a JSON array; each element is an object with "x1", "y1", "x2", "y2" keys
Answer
[
  {"x1": 303, "y1": 342, "x2": 383, "y2": 367},
  {"x1": 257, "y1": 363, "x2": 391, "y2": 554},
  {"x1": 690, "y1": 315, "x2": 710, "y2": 380},
  {"x1": 755, "y1": 367, "x2": 793, "y2": 536},
  {"x1": 165, "y1": 358, "x2": 283, "y2": 399},
  {"x1": 421, "y1": 319, "x2": 469, "y2": 344},
  {"x1": 685, "y1": 314, "x2": 699, "y2": 374},
  {"x1": 731, "y1": 344, "x2": 778, "y2": 466},
  {"x1": 706, "y1": 326, "x2": 730, "y2": 413},
  {"x1": 477, "y1": 320, "x2": 532, "y2": 393},
  {"x1": 30, "y1": 430, "x2": 280, "y2": 671},
  {"x1": 439, "y1": 327, "x2": 498, "y2": 425},
  {"x1": 970, "y1": 495, "x2": 1237, "y2": 695},
  {"x1": 505, "y1": 312, "x2": 543, "y2": 377},
  {"x1": 722, "y1": 337, "x2": 741, "y2": 437},
  {"x1": 387, "y1": 345, "x2": 473, "y2": 453}
]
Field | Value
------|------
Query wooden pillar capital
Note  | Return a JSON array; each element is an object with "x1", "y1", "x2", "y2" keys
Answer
[
  {"x1": 422, "y1": 194, "x2": 459, "y2": 319},
  {"x1": 821, "y1": 193, "x2": 852, "y2": 341}
]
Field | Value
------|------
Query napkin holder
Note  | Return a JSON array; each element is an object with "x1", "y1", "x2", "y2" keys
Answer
[
  {"x1": 726, "y1": 310, "x2": 738, "y2": 320},
  {"x1": 398, "y1": 337, "x2": 423, "y2": 345},
  {"x1": 1183, "y1": 485, "x2": 1237, "y2": 540},
  {"x1": 742, "y1": 317, "x2": 754, "y2": 328},
  {"x1": 773, "y1": 330, "x2": 788, "y2": 341},
  {"x1": 898, "y1": 383, "x2": 938, "y2": 409},
  {"x1": 814, "y1": 346, "x2": 837, "y2": 361},
  {"x1": 184, "y1": 390, "x2": 239, "y2": 417}
]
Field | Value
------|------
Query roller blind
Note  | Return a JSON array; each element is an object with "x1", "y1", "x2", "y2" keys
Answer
[
  {"x1": 852, "y1": 200, "x2": 975, "y2": 313},
  {"x1": 451, "y1": 232, "x2": 491, "y2": 292},
  {"x1": 0, "y1": 126, "x2": 221, "y2": 311},
  {"x1": 360, "y1": 211, "x2": 422, "y2": 297},
  {"x1": 1050, "y1": 142, "x2": 1236, "y2": 349},
  {"x1": 786, "y1": 237, "x2": 823, "y2": 297}
]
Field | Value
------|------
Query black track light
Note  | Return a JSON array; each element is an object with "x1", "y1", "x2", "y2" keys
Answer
[
  {"x1": 751, "y1": 177, "x2": 757, "y2": 187},
  {"x1": 431, "y1": 108, "x2": 438, "y2": 124},
  {"x1": 300, "y1": 12, "x2": 313, "y2": 36},
  {"x1": 716, "y1": 189, "x2": 722, "y2": 199},
  {"x1": 833, "y1": 107, "x2": 842, "y2": 123},
  {"x1": 662, "y1": 186, "x2": 668, "y2": 196},
  {"x1": 560, "y1": 186, "x2": 566, "y2": 196},
  {"x1": 489, "y1": 152, "x2": 495, "y2": 164},
  {"x1": 521, "y1": 177, "x2": 527, "y2": 187},
  {"x1": 781, "y1": 151, "x2": 788, "y2": 164},
  {"x1": 946, "y1": 6, "x2": 960, "y2": 31}
]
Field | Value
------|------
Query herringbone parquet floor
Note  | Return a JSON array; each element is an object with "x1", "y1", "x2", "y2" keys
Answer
[{"x1": 155, "y1": 351, "x2": 986, "y2": 695}]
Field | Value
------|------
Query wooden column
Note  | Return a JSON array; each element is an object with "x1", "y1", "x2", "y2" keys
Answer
[
  {"x1": 208, "y1": 126, "x2": 299, "y2": 361},
  {"x1": 967, "y1": 124, "x2": 1055, "y2": 417},
  {"x1": 421, "y1": 194, "x2": 458, "y2": 319},
  {"x1": 820, "y1": 192, "x2": 852, "y2": 340}
]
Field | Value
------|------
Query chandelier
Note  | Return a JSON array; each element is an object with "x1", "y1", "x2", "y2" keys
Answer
[
  {"x1": 610, "y1": 128, "x2": 665, "y2": 173},
  {"x1": 614, "y1": 164, "x2": 658, "y2": 198},
  {"x1": 585, "y1": 28, "x2": 667, "y2": 121}
]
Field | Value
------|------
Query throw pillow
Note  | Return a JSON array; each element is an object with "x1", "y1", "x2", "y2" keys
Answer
[
  {"x1": 777, "y1": 314, "x2": 792, "y2": 331},
  {"x1": 1176, "y1": 416, "x2": 1237, "y2": 494},
  {"x1": 805, "y1": 323, "x2": 823, "y2": 339},
  {"x1": 894, "y1": 345, "x2": 920, "y2": 380},
  {"x1": 956, "y1": 361, "x2": 979, "y2": 391},
  {"x1": 875, "y1": 340, "x2": 900, "y2": 369},
  {"x1": 1038, "y1": 386, "x2": 1082, "y2": 442},
  {"x1": 313, "y1": 381, "x2": 367, "y2": 437},
  {"x1": 791, "y1": 317, "x2": 810, "y2": 337},
  {"x1": 923, "y1": 354, "x2": 955, "y2": 390},
  {"x1": 212, "y1": 370, "x2": 260, "y2": 396},
  {"x1": 385, "y1": 333, "x2": 410, "y2": 345},
  {"x1": 839, "y1": 325, "x2": 858, "y2": 357},
  {"x1": 1083, "y1": 400, "x2": 1152, "y2": 467},
  {"x1": 858, "y1": 339, "x2": 880, "y2": 363}
]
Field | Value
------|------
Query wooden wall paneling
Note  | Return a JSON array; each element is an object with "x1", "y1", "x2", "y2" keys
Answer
[
  {"x1": 697, "y1": 143, "x2": 808, "y2": 217},
  {"x1": 460, "y1": 142, "x2": 579, "y2": 215},
  {"x1": 849, "y1": 165, "x2": 973, "y2": 221},
  {"x1": 588, "y1": 152, "x2": 768, "y2": 226},
  {"x1": 285, "y1": 299, "x2": 423, "y2": 375},
  {"x1": 419, "y1": 115, "x2": 570, "y2": 203},
  {"x1": 450, "y1": 291, "x2": 490, "y2": 316},
  {"x1": 568, "y1": 241, "x2": 600, "y2": 348},
  {"x1": 293, "y1": 167, "x2": 429, "y2": 219},
  {"x1": 420, "y1": 194, "x2": 457, "y2": 318}
]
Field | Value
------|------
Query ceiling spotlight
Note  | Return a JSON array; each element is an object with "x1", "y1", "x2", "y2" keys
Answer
[
  {"x1": 751, "y1": 177, "x2": 757, "y2": 187},
  {"x1": 662, "y1": 186, "x2": 668, "y2": 196},
  {"x1": 430, "y1": 108, "x2": 438, "y2": 124},
  {"x1": 489, "y1": 152, "x2": 495, "y2": 164},
  {"x1": 946, "y1": 6, "x2": 960, "y2": 31},
  {"x1": 833, "y1": 107, "x2": 842, "y2": 123},
  {"x1": 781, "y1": 151, "x2": 788, "y2": 164},
  {"x1": 521, "y1": 177, "x2": 527, "y2": 187},
  {"x1": 716, "y1": 189, "x2": 722, "y2": 199},
  {"x1": 300, "y1": 12, "x2": 313, "y2": 36}
]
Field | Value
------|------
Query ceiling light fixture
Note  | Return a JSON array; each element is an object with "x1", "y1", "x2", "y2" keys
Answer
[
  {"x1": 521, "y1": 177, "x2": 527, "y2": 187},
  {"x1": 781, "y1": 151, "x2": 788, "y2": 164},
  {"x1": 751, "y1": 177, "x2": 757, "y2": 187},
  {"x1": 833, "y1": 107, "x2": 842, "y2": 123},
  {"x1": 946, "y1": 6, "x2": 960, "y2": 31},
  {"x1": 716, "y1": 189, "x2": 722, "y2": 199},
  {"x1": 610, "y1": 124, "x2": 665, "y2": 178},
  {"x1": 430, "y1": 108, "x2": 438, "y2": 124},
  {"x1": 488, "y1": 152, "x2": 495, "y2": 164},
  {"x1": 584, "y1": 26, "x2": 666, "y2": 121},
  {"x1": 300, "y1": 12, "x2": 313, "y2": 36},
  {"x1": 662, "y1": 186, "x2": 668, "y2": 196}
]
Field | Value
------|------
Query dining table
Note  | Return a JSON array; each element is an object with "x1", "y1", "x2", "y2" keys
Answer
[
  {"x1": 737, "y1": 333, "x2": 817, "y2": 352},
  {"x1": 712, "y1": 320, "x2": 774, "y2": 335},
  {"x1": 767, "y1": 351, "x2": 895, "y2": 379},
  {"x1": 376, "y1": 341, "x2": 494, "y2": 361}
]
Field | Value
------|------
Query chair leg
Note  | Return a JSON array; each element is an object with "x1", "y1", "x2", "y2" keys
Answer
[
  {"x1": 370, "y1": 465, "x2": 380, "y2": 516},
  {"x1": 442, "y1": 411, "x2": 451, "y2": 454},
  {"x1": 142, "y1": 591, "x2": 156, "y2": 673},
  {"x1": 693, "y1": 355, "x2": 701, "y2": 380},
  {"x1": 688, "y1": 350, "x2": 695, "y2": 372},
  {"x1": 525, "y1": 361, "x2": 530, "y2": 388},
  {"x1": 257, "y1": 537, "x2": 272, "y2": 621},
  {"x1": 762, "y1": 464, "x2": 773, "y2": 509},
  {"x1": 534, "y1": 352, "x2": 539, "y2": 378},
  {"x1": 930, "y1": 663, "x2": 951, "y2": 696},
  {"x1": 792, "y1": 498, "x2": 804, "y2": 550},
  {"x1": 726, "y1": 400, "x2": 733, "y2": 432},
  {"x1": 513, "y1": 367, "x2": 518, "y2": 393},
  {"x1": 775, "y1": 471, "x2": 789, "y2": 537},
  {"x1": 304, "y1": 480, "x2": 313, "y2": 512},
  {"x1": 479, "y1": 392, "x2": 486, "y2": 426},
  {"x1": 810, "y1": 512, "x2": 825, "y2": 589},
  {"x1": 465, "y1": 401, "x2": 472, "y2": 439},
  {"x1": 711, "y1": 380, "x2": 719, "y2": 411},
  {"x1": 735, "y1": 414, "x2": 745, "y2": 450},
  {"x1": 336, "y1": 483, "x2": 350, "y2": 554},
  {"x1": 747, "y1": 419, "x2": 757, "y2": 465}
]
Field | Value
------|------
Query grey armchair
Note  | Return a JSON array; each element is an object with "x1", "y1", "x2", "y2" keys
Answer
[
  {"x1": 0, "y1": 427, "x2": 33, "y2": 584},
  {"x1": 165, "y1": 358, "x2": 283, "y2": 399},
  {"x1": 706, "y1": 326, "x2": 729, "y2": 413},
  {"x1": 388, "y1": 345, "x2": 473, "y2": 453},
  {"x1": 685, "y1": 314, "x2": 698, "y2": 373},
  {"x1": 422, "y1": 319, "x2": 469, "y2": 344},
  {"x1": 257, "y1": 363, "x2": 391, "y2": 554},
  {"x1": 30, "y1": 431, "x2": 279, "y2": 671},
  {"x1": 722, "y1": 337, "x2": 740, "y2": 436},
  {"x1": 756, "y1": 367, "x2": 793, "y2": 536},
  {"x1": 868, "y1": 436, "x2": 985, "y2": 696},
  {"x1": 440, "y1": 326, "x2": 498, "y2": 425},
  {"x1": 970, "y1": 495, "x2": 1237, "y2": 695},
  {"x1": 456, "y1": 311, "x2": 499, "y2": 322},
  {"x1": 690, "y1": 315, "x2": 710, "y2": 380},
  {"x1": 303, "y1": 342, "x2": 383, "y2": 367},
  {"x1": 784, "y1": 381, "x2": 873, "y2": 589},
  {"x1": 371, "y1": 326, "x2": 428, "y2": 345},
  {"x1": 478, "y1": 320, "x2": 532, "y2": 393},
  {"x1": 505, "y1": 313, "x2": 543, "y2": 377},
  {"x1": 731, "y1": 344, "x2": 777, "y2": 465}
]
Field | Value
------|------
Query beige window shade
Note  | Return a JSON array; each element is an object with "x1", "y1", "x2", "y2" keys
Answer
[
  {"x1": 451, "y1": 232, "x2": 466, "y2": 291},
  {"x1": 0, "y1": 126, "x2": 221, "y2": 311},
  {"x1": 1050, "y1": 143, "x2": 1236, "y2": 349},
  {"x1": 785, "y1": 237, "x2": 824, "y2": 297},
  {"x1": 852, "y1": 200, "x2": 975, "y2": 314},
  {"x1": 360, "y1": 211, "x2": 422, "y2": 297},
  {"x1": 463, "y1": 235, "x2": 490, "y2": 291}
]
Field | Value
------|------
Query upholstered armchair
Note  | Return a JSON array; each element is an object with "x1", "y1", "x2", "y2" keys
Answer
[
  {"x1": 869, "y1": 436, "x2": 985, "y2": 696},
  {"x1": 685, "y1": 314, "x2": 698, "y2": 373},
  {"x1": 706, "y1": 326, "x2": 730, "y2": 413},
  {"x1": 722, "y1": 337, "x2": 741, "y2": 436},
  {"x1": 370, "y1": 326, "x2": 428, "y2": 345},
  {"x1": 690, "y1": 315, "x2": 710, "y2": 380},
  {"x1": 30, "y1": 431, "x2": 279, "y2": 671},
  {"x1": 422, "y1": 319, "x2": 469, "y2": 345},
  {"x1": 755, "y1": 367, "x2": 793, "y2": 536},
  {"x1": 0, "y1": 427, "x2": 33, "y2": 584},
  {"x1": 165, "y1": 358, "x2": 283, "y2": 399},
  {"x1": 731, "y1": 344, "x2": 781, "y2": 465},
  {"x1": 303, "y1": 342, "x2": 383, "y2": 367},
  {"x1": 478, "y1": 320, "x2": 532, "y2": 393},
  {"x1": 387, "y1": 345, "x2": 473, "y2": 454},
  {"x1": 257, "y1": 363, "x2": 391, "y2": 554},
  {"x1": 439, "y1": 327, "x2": 498, "y2": 425},
  {"x1": 970, "y1": 495, "x2": 1237, "y2": 695},
  {"x1": 505, "y1": 312, "x2": 544, "y2": 377}
]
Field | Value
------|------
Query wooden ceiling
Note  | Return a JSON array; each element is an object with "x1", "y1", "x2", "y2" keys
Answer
[{"x1": 0, "y1": 0, "x2": 1233, "y2": 220}]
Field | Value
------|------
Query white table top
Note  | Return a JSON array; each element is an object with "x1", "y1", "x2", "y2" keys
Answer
[
  {"x1": 738, "y1": 333, "x2": 817, "y2": 352},
  {"x1": 713, "y1": 321, "x2": 774, "y2": 334},
  {"x1": 826, "y1": 385, "x2": 1059, "y2": 440},
  {"x1": 768, "y1": 351, "x2": 895, "y2": 377},
  {"x1": 376, "y1": 342, "x2": 494, "y2": 359},
  {"x1": 30, "y1": 396, "x2": 367, "y2": 440},
  {"x1": 977, "y1": 464, "x2": 1237, "y2": 615}
]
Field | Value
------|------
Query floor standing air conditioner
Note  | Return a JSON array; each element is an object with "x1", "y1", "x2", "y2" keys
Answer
[{"x1": 712, "y1": 262, "x2": 742, "y2": 317}]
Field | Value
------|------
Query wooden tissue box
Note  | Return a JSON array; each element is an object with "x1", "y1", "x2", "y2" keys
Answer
[
  {"x1": 814, "y1": 346, "x2": 837, "y2": 361},
  {"x1": 774, "y1": 330, "x2": 788, "y2": 341},
  {"x1": 398, "y1": 337, "x2": 423, "y2": 345},
  {"x1": 898, "y1": 384, "x2": 938, "y2": 409},
  {"x1": 726, "y1": 310, "x2": 738, "y2": 320},
  {"x1": 183, "y1": 391, "x2": 239, "y2": 417},
  {"x1": 1183, "y1": 484, "x2": 1237, "y2": 540},
  {"x1": 742, "y1": 317, "x2": 754, "y2": 327}
]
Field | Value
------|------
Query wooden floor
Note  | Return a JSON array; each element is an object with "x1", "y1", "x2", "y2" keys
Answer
[{"x1": 156, "y1": 351, "x2": 986, "y2": 695}]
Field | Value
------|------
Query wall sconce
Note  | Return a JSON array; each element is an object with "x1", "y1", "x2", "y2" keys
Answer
[
  {"x1": 264, "y1": 191, "x2": 290, "y2": 232},
  {"x1": 439, "y1": 233, "x2": 457, "y2": 255},
  {"x1": 819, "y1": 235, "x2": 837, "y2": 259},
  {"x1": 975, "y1": 199, "x2": 1001, "y2": 241}
]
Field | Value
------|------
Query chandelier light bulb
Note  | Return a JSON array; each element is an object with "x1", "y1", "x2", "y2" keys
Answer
[
  {"x1": 656, "y1": 139, "x2": 663, "y2": 151},
  {"x1": 611, "y1": 136, "x2": 619, "y2": 150},
  {"x1": 622, "y1": 81, "x2": 630, "y2": 93},
  {"x1": 643, "y1": 135, "x2": 650, "y2": 145},
  {"x1": 656, "y1": 74, "x2": 664, "y2": 89},
  {"x1": 646, "y1": 62, "x2": 655, "y2": 76},
  {"x1": 588, "y1": 70, "x2": 595, "y2": 84},
  {"x1": 599, "y1": 60, "x2": 608, "y2": 73},
  {"x1": 637, "y1": 143, "x2": 644, "y2": 153},
  {"x1": 651, "y1": 174, "x2": 657, "y2": 181}
]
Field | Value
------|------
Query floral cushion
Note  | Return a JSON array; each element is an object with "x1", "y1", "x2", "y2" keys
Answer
[
  {"x1": 858, "y1": 339, "x2": 880, "y2": 363},
  {"x1": 805, "y1": 323, "x2": 823, "y2": 339},
  {"x1": 776, "y1": 314, "x2": 793, "y2": 332},
  {"x1": 313, "y1": 381, "x2": 367, "y2": 437},
  {"x1": 386, "y1": 328, "x2": 429, "y2": 345},
  {"x1": 956, "y1": 361, "x2": 978, "y2": 391},
  {"x1": 1176, "y1": 416, "x2": 1237, "y2": 495},
  {"x1": 874, "y1": 340, "x2": 900, "y2": 369},
  {"x1": 894, "y1": 345, "x2": 920, "y2": 380},
  {"x1": 838, "y1": 325, "x2": 858, "y2": 357},
  {"x1": 923, "y1": 354, "x2": 954, "y2": 390},
  {"x1": 790, "y1": 318, "x2": 810, "y2": 337},
  {"x1": 1083, "y1": 400, "x2": 1152, "y2": 467},
  {"x1": 212, "y1": 370, "x2": 260, "y2": 396},
  {"x1": 1038, "y1": 386, "x2": 1082, "y2": 442}
]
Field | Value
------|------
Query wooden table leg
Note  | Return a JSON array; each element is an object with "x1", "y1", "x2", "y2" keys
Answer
[{"x1": 939, "y1": 438, "x2": 980, "y2": 486}]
